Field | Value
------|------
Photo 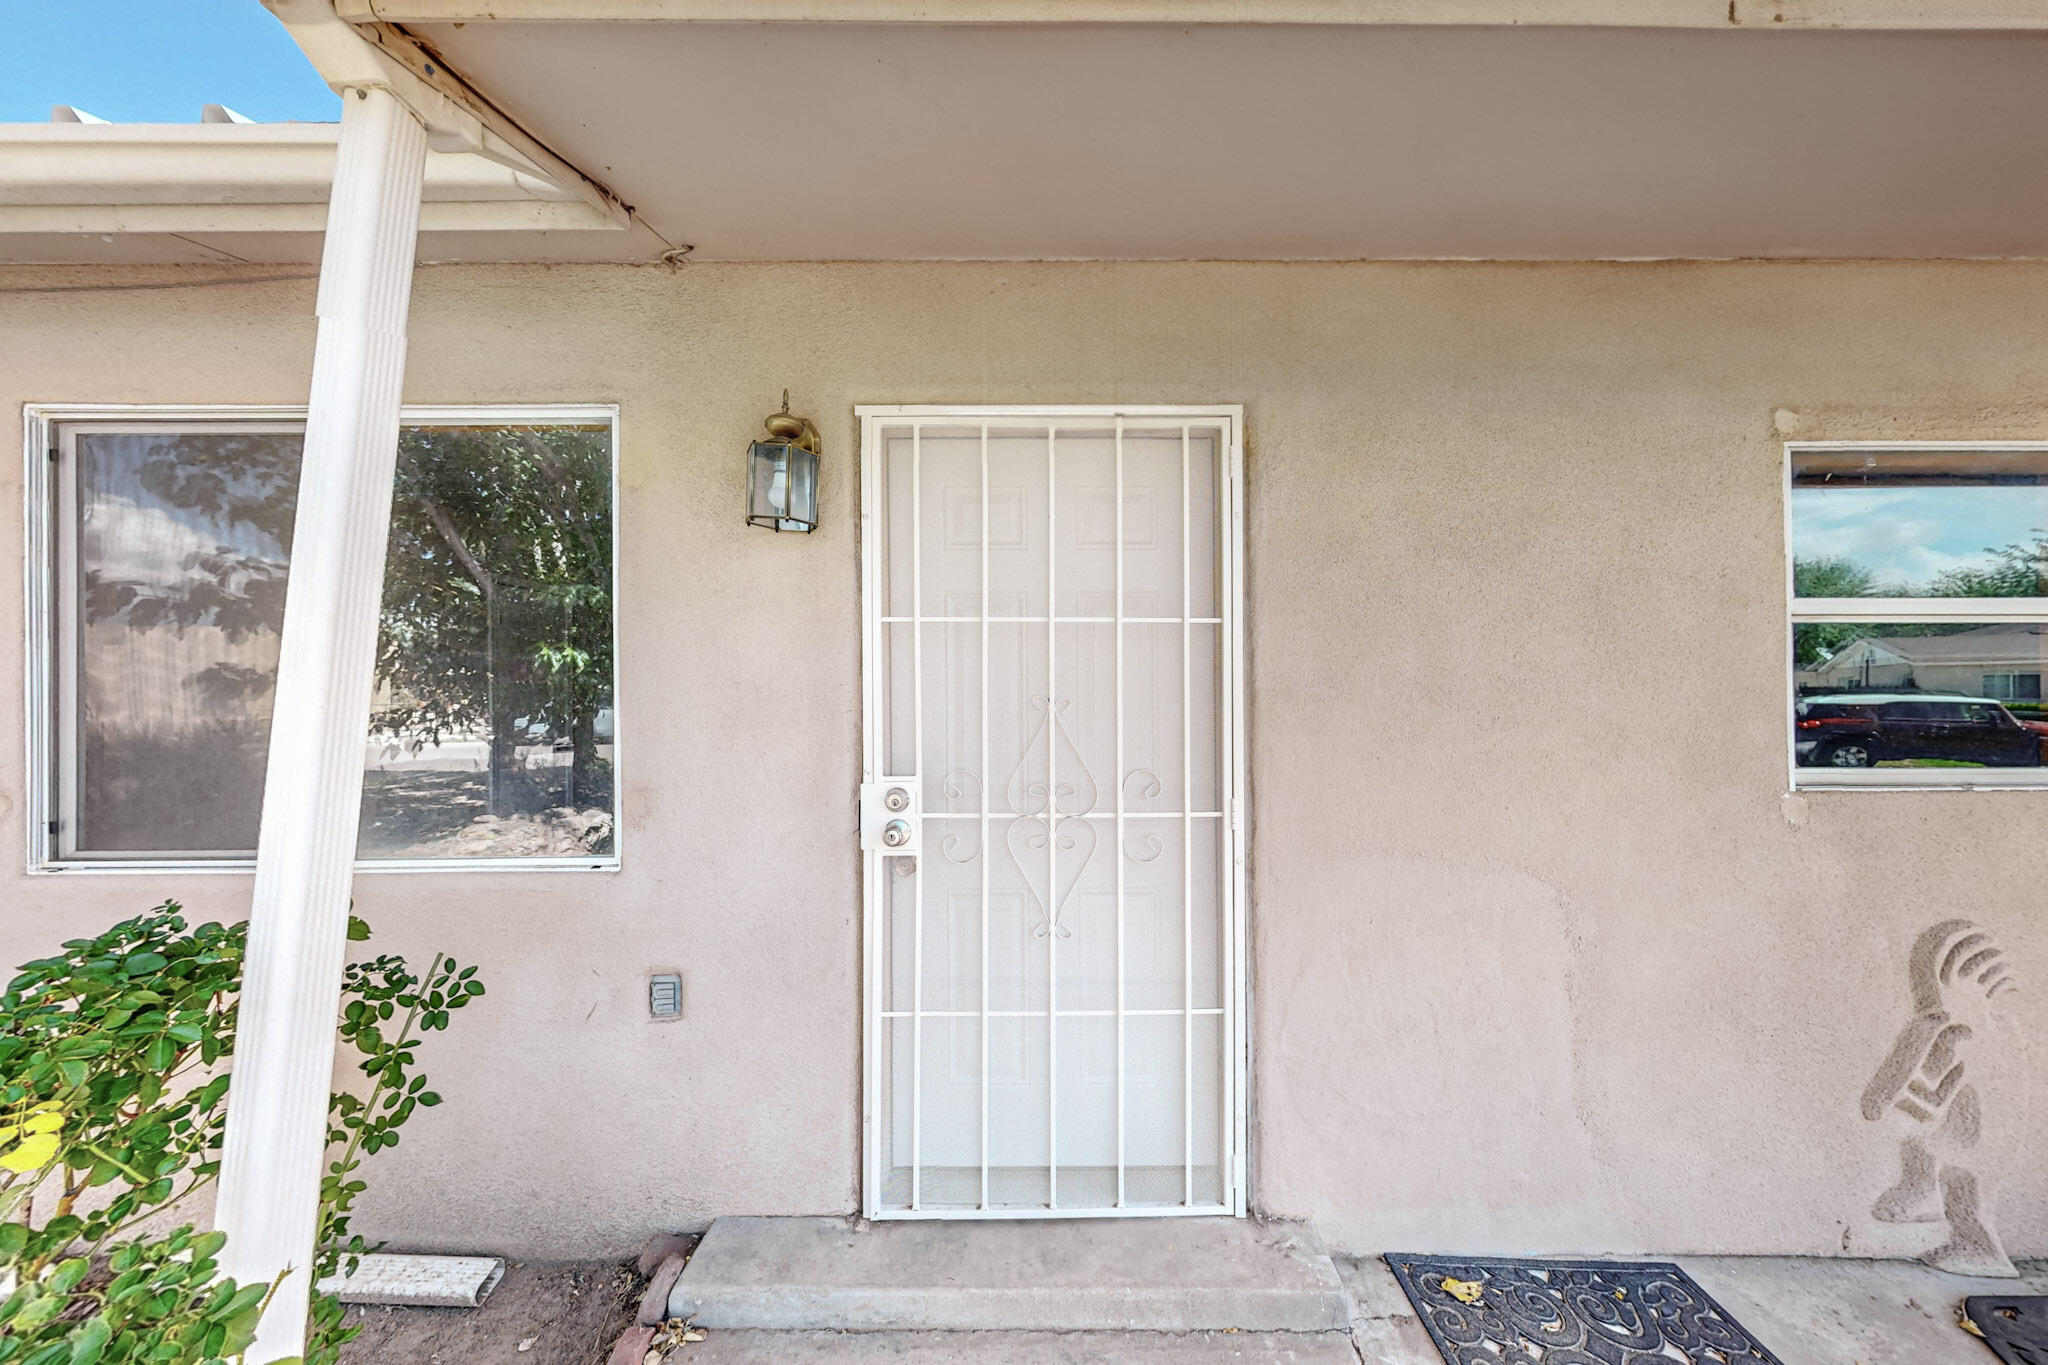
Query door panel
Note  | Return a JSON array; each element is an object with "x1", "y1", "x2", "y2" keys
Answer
[{"x1": 861, "y1": 410, "x2": 1244, "y2": 1218}]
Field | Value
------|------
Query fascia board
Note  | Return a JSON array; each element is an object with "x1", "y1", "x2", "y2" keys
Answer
[
  {"x1": 331, "y1": 0, "x2": 2048, "y2": 27},
  {"x1": 0, "y1": 129, "x2": 582, "y2": 203},
  {"x1": 0, "y1": 200, "x2": 616, "y2": 233},
  {"x1": 0, "y1": 126, "x2": 605, "y2": 231}
]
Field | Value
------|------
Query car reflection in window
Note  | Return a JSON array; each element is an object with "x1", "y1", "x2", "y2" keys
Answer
[{"x1": 1795, "y1": 692, "x2": 2048, "y2": 768}]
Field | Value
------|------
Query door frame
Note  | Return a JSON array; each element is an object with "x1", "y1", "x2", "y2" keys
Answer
[{"x1": 855, "y1": 404, "x2": 1248, "y2": 1219}]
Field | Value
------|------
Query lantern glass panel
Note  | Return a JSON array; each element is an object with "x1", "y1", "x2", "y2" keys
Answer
[{"x1": 748, "y1": 439, "x2": 819, "y2": 532}]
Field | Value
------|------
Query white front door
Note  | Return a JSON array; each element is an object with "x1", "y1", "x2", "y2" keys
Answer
[{"x1": 859, "y1": 406, "x2": 1245, "y2": 1218}]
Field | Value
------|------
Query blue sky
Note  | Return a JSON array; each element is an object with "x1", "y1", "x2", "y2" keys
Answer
[
  {"x1": 1, "y1": 1, "x2": 339, "y2": 124},
  {"x1": 1794, "y1": 487, "x2": 2048, "y2": 592}
]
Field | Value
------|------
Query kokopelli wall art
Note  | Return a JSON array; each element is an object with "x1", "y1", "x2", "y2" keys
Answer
[{"x1": 1861, "y1": 919, "x2": 2021, "y2": 1277}]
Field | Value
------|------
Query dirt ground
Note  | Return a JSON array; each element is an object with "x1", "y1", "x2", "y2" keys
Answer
[{"x1": 337, "y1": 1260, "x2": 644, "y2": 1365}]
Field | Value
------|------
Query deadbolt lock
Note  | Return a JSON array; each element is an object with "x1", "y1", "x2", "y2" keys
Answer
[{"x1": 860, "y1": 781, "x2": 921, "y2": 852}]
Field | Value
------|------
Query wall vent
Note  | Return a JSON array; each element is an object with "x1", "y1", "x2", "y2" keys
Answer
[{"x1": 648, "y1": 972, "x2": 683, "y2": 1020}]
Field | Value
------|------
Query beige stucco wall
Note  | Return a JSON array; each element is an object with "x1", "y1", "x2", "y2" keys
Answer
[{"x1": 3, "y1": 259, "x2": 2046, "y2": 1261}]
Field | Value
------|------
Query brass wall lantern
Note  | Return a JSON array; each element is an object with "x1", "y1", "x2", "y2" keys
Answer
[{"x1": 746, "y1": 391, "x2": 820, "y2": 532}]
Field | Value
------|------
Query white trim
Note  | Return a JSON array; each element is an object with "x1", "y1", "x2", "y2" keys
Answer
[
  {"x1": 335, "y1": 0, "x2": 2048, "y2": 29},
  {"x1": 1784, "y1": 439, "x2": 2048, "y2": 792},
  {"x1": 853, "y1": 1203, "x2": 1234, "y2": 1221},
  {"x1": 22, "y1": 401, "x2": 622, "y2": 874},
  {"x1": 1224, "y1": 407, "x2": 1248, "y2": 1217},
  {"x1": 1792, "y1": 596, "x2": 2048, "y2": 624},
  {"x1": 0, "y1": 122, "x2": 618, "y2": 237},
  {"x1": 855, "y1": 403, "x2": 1248, "y2": 1220},
  {"x1": 1795, "y1": 769, "x2": 2048, "y2": 791},
  {"x1": 859, "y1": 405, "x2": 1242, "y2": 418}
]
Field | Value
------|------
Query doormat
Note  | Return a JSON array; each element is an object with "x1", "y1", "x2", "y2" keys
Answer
[
  {"x1": 1965, "y1": 1295, "x2": 2048, "y2": 1365},
  {"x1": 1383, "y1": 1254, "x2": 1784, "y2": 1365}
]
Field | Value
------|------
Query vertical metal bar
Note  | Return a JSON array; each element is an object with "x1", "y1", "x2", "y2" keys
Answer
[
  {"x1": 979, "y1": 423, "x2": 991, "y2": 1211},
  {"x1": 1114, "y1": 416, "x2": 1126, "y2": 1210},
  {"x1": 860, "y1": 416, "x2": 878, "y2": 1218},
  {"x1": 1046, "y1": 426, "x2": 1059, "y2": 1210},
  {"x1": 910, "y1": 425, "x2": 924, "y2": 1211},
  {"x1": 1226, "y1": 415, "x2": 1248, "y2": 1214},
  {"x1": 1181, "y1": 424, "x2": 1193, "y2": 1206}
]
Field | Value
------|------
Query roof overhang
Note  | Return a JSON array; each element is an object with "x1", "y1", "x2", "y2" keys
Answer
[
  {"x1": 329, "y1": 0, "x2": 2048, "y2": 29},
  {"x1": 382, "y1": 17, "x2": 2048, "y2": 261},
  {"x1": 11, "y1": 0, "x2": 2048, "y2": 264},
  {"x1": 262, "y1": 0, "x2": 631, "y2": 227}
]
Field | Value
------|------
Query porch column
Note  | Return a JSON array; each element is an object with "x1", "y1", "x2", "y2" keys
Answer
[{"x1": 214, "y1": 84, "x2": 427, "y2": 1364}]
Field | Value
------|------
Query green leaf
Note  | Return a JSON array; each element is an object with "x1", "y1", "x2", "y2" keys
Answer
[
  {"x1": 46, "y1": 1258, "x2": 92, "y2": 1294},
  {"x1": 11, "y1": 1295, "x2": 66, "y2": 1333},
  {"x1": 122, "y1": 953, "x2": 169, "y2": 976},
  {"x1": 64, "y1": 1316, "x2": 110, "y2": 1365},
  {"x1": 348, "y1": 916, "x2": 371, "y2": 942},
  {"x1": 217, "y1": 1283, "x2": 269, "y2": 1318}
]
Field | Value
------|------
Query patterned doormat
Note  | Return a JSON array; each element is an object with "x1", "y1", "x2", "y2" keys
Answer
[
  {"x1": 1383, "y1": 1254, "x2": 1784, "y2": 1364},
  {"x1": 1966, "y1": 1296, "x2": 2048, "y2": 1365}
]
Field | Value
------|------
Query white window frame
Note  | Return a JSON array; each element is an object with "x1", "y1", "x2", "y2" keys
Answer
[
  {"x1": 23, "y1": 402, "x2": 624, "y2": 874},
  {"x1": 855, "y1": 403, "x2": 1251, "y2": 1219},
  {"x1": 1785, "y1": 439, "x2": 2048, "y2": 791}
]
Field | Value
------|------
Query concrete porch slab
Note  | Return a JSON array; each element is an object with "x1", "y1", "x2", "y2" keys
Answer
[
  {"x1": 1330, "y1": 1257, "x2": 1453, "y2": 1365},
  {"x1": 1680, "y1": 1255, "x2": 2048, "y2": 1365},
  {"x1": 1336, "y1": 1251, "x2": 2048, "y2": 1365},
  {"x1": 668, "y1": 1217, "x2": 1353, "y2": 1333}
]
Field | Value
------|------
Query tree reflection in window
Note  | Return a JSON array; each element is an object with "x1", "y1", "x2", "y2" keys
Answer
[{"x1": 70, "y1": 422, "x2": 614, "y2": 860}]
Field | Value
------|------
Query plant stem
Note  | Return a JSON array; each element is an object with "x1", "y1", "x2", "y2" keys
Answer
[{"x1": 316, "y1": 954, "x2": 442, "y2": 1266}]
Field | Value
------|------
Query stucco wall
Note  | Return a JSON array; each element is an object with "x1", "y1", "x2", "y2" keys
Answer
[{"x1": 2, "y1": 259, "x2": 2045, "y2": 1261}]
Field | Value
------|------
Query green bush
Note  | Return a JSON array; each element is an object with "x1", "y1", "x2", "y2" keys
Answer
[{"x1": 0, "y1": 903, "x2": 483, "y2": 1365}]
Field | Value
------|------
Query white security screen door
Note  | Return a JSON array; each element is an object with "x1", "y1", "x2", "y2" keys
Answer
[{"x1": 859, "y1": 406, "x2": 1246, "y2": 1219}]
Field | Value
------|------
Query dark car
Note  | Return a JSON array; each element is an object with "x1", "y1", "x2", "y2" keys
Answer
[{"x1": 1795, "y1": 692, "x2": 2048, "y2": 768}]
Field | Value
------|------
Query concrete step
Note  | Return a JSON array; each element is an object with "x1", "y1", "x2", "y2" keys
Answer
[
  {"x1": 668, "y1": 1216, "x2": 1354, "y2": 1334},
  {"x1": 653, "y1": 1329, "x2": 1363, "y2": 1362}
]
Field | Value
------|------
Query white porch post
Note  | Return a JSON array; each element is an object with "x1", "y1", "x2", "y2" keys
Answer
[{"x1": 215, "y1": 85, "x2": 426, "y2": 1363}]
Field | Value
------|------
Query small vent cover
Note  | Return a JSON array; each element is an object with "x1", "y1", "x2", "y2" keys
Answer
[{"x1": 648, "y1": 973, "x2": 683, "y2": 1020}]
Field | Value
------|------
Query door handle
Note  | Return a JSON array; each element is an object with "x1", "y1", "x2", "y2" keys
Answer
[{"x1": 860, "y1": 782, "x2": 920, "y2": 852}]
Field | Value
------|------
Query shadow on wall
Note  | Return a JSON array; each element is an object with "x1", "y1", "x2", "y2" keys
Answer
[{"x1": 1861, "y1": 919, "x2": 2021, "y2": 1277}]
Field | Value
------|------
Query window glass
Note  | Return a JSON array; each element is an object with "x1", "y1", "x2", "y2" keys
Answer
[
  {"x1": 1981, "y1": 671, "x2": 2043, "y2": 701},
  {"x1": 1793, "y1": 622, "x2": 2048, "y2": 772},
  {"x1": 63, "y1": 420, "x2": 616, "y2": 863},
  {"x1": 1791, "y1": 448, "x2": 2048, "y2": 598},
  {"x1": 74, "y1": 429, "x2": 298, "y2": 855},
  {"x1": 1791, "y1": 445, "x2": 2048, "y2": 786}
]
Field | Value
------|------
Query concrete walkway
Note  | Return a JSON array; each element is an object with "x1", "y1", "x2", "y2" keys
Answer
[
  {"x1": 652, "y1": 1217, "x2": 2044, "y2": 1363},
  {"x1": 1340, "y1": 1252, "x2": 2048, "y2": 1365}
]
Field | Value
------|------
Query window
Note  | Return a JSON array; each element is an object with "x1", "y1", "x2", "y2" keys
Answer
[
  {"x1": 1789, "y1": 443, "x2": 2048, "y2": 787},
  {"x1": 1983, "y1": 672, "x2": 2043, "y2": 702},
  {"x1": 31, "y1": 406, "x2": 618, "y2": 869}
]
